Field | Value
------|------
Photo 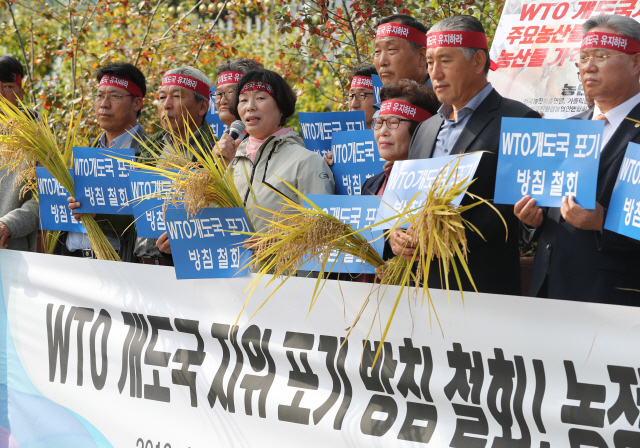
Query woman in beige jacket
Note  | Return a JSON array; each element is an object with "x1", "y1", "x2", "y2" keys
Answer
[{"x1": 218, "y1": 69, "x2": 335, "y2": 232}]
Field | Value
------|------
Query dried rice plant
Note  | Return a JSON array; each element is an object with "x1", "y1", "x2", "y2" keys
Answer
[{"x1": 0, "y1": 96, "x2": 119, "y2": 261}]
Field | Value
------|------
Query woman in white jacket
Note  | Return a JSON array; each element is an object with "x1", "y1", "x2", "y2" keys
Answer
[{"x1": 218, "y1": 69, "x2": 335, "y2": 232}]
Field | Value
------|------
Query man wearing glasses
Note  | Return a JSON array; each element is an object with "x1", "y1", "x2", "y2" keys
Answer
[
  {"x1": 66, "y1": 62, "x2": 148, "y2": 262},
  {"x1": 344, "y1": 63, "x2": 378, "y2": 130},
  {"x1": 515, "y1": 14, "x2": 640, "y2": 305}
]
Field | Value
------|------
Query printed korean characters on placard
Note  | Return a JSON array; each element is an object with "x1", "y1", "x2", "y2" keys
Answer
[
  {"x1": 376, "y1": 153, "x2": 483, "y2": 228},
  {"x1": 129, "y1": 170, "x2": 182, "y2": 239},
  {"x1": 165, "y1": 207, "x2": 252, "y2": 279},
  {"x1": 495, "y1": 117, "x2": 603, "y2": 209},
  {"x1": 298, "y1": 111, "x2": 367, "y2": 157},
  {"x1": 297, "y1": 195, "x2": 384, "y2": 274},
  {"x1": 72, "y1": 147, "x2": 135, "y2": 214},
  {"x1": 35, "y1": 167, "x2": 86, "y2": 232},
  {"x1": 371, "y1": 75, "x2": 383, "y2": 104},
  {"x1": 205, "y1": 87, "x2": 230, "y2": 138},
  {"x1": 605, "y1": 141, "x2": 640, "y2": 241},
  {"x1": 330, "y1": 130, "x2": 385, "y2": 195}
]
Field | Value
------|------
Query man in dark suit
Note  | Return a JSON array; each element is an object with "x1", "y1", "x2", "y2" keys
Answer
[
  {"x1": 515, "y1": 14, "x2": 640, "y2": 305},
  {"x1": 388, "y1": 15, "x2": 540, "y2": 296}
]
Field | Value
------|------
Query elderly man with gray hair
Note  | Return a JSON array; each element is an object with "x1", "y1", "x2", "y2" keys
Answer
[
  {"x1": 387, "y1": 15, "x2": 540, "y2": 296},
  {"x1": 150, "y1": 66, "x2": 216, "y2": 262},
  {"x1": 515, "y1": 14, "x2": 640, "y2": 305}
]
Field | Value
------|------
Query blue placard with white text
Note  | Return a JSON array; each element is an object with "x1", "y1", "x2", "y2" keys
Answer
[
  {"x1": 298, "y1": 111, "x2": 366, "y2": 156},
  {"x1": 165, "y1": 207, "x2": 252, "y2": 279},
  {"x1": 73, "y1": 147, "x2": 135, "y2": 214},
  {"x1": 297, "y1": 194, "x2": 384, "y2": 274},
  {"x1": 129, "y1": 170, "x2": 182, "y2": 239},
  {"x1": 35, "y1": 167, "x2": 86, "y2": 232},
  {"x1": 205, "y1": 87, "x2": 229, "y2": 138},
  {"x1": 376, "y1": 153, "x2": 483, "y2": 227},
  {"x1": 495, "y1": 117, "x2": 603, "y2": 209},
  {"x1": 371, "y1": 75, "x2": 383, "y2": 104},
  {"x1": 330, "y1": 130, "x2": 385, "y2": 195},
  {"x1": 604, "y1": 142, "x2": 640, "y2": 241}
]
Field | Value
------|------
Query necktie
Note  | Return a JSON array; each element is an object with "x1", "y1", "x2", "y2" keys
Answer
[{"x1": 594, "y1": 113, "x2": 609, "y2": 124}]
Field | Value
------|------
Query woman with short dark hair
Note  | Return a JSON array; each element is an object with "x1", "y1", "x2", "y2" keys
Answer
[{"x1": 226, "y1": 69, "x2": 335, "y2": 232}]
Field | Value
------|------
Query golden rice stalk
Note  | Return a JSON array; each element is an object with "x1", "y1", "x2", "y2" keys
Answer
[
  {"x1": 0, "y1": 96, "x2": 119, "y2": 261},
  {"x1": 367, "y1": 155, "x2": 508, "y2": 365},
  {"x1": 43, "y1": 230, "x2": 61, "y2": 255},
  {"x1": 111, "y1": 121, "x2": 245, "y2": 220}
]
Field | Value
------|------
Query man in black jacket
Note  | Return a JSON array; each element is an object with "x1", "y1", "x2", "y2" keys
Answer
[
  {"x1": 515, "y1": 14, "x2": 640, "y2": 305},
  {"x1": 388, "y1": 15, "x2": 540, "y2": 296}
]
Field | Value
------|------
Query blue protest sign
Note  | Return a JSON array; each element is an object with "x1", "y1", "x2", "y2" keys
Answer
[
  {"x1": 165, "y1": 207, "x2": 252, "y2": 279},
  {"x1": 297, "y1": 194, "x2": 384, "y2": 274},
  {"x1": 495, "y1": 117, "x2": 603, "y2": 209},
  {"x1": 604, "y1": 142, "x2": 640, "y2": 241},
  {"x1": 376, "y1": 153, "x2": 483, "y2": 226},
  {"x1": 298, "y1": 111, "x2": 366, "y2": 156},
  {"x1": 129, "y1": 170, "x2": 182, "y2": 239},
  {"x1": 371, "y1": 75, "x2": 383, "y2": 104},
  {"x1": 330, "y1": 130, "x2": 385, "y2": 195},
  {"x1": 73, "y1": 147, "x2": 135, "y2": 214},
  {"x1": 36, "y1": 167, "x2": 85, "y2": 232},
  {"x1": 205, "y1": 87, "x2": 230, "y2": 138}
]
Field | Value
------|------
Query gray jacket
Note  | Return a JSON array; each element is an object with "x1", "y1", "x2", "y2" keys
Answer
[{"x1": 0, "y1": 167, "x2": 39, "y2": 251}]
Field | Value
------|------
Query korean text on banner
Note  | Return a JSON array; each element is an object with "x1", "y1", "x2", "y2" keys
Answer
[
  {"x1": 495, "y1": 117, "x2": 602, "y2": 209},
  {"x1": 371, "y1": 74, "x2": 383, "y2": 104},
  {"x1": 487, "y1": 0, "x2": 595, "y2": 119},
  {"x1": 165, "y1": 207, "x2": 252, "y2": 279},
  {"x1": 35, "y1": 167, "x2": 85, "y2": 232},
  {"x1": 376, "y1": 153, "x2": 482, "y2": 227},
  {"x1": 297, "y1": 194, "x2": 384, "y2": 274},
  {"x1": 605, "y1": 141, "x2": 640, "y2": 241},
  {"x1": 73, "y1": 147, "x2": 135, "y2": 215},
  {"x1": 298, "y1": 111, "x2": 366, "y2": 156},
  {"x1": 330, "y1": 130, "x2": 385, "y2": 195},
  {"x1": 3, "y1": 250, "x2": 640, "y2": 447},
  {"x1": 128, "y1": 170, "x2": 180, "y2": 239},
  {"x1": 205, "y1": 87, "x2": 230, "y2": 139}
]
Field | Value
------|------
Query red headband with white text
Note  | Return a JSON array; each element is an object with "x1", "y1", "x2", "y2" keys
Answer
[
  {"x1": 426, "y1": 31, "x2": 498, "y2": 70},
  {"x1": 581, "y1": 32, "x2": 640, "y2": 54},
  {"x1": 376, "y1": 23, "x2": 427, "y2": 47},
  {"x1": 13, "y1": 74, "x2": 22, "y2": 88},
  {"x1": 350, "y1": 76, "x2": 373, "y2": 89},
  {"x1": 379, "y1": 100, "x2": 431, "y2": 122},
  {"x1": 239, "y1": 80, "x2": 274, "y2": 97},
  {"x1": 98, "y1": 75, "x2": 143, "y2": 97},
  {"x1": 161, "y1": 74, "x2": 211, "y2": 98},
  {"x1": 217, "y1": 71, "x2": 243, "y2": 86}
]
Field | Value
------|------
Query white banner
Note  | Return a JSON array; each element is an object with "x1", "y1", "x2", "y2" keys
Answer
[
  {"x1": 487, "y1": 0, "x2": 639, "y2": 118},
  {"x1": 1, "y1": 250, "x2": 639, "y2": 448}
]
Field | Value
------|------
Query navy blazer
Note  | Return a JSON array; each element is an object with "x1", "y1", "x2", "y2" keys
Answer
[
  {"x1": 406, "y1": 88, "x2": 540, "y2": 296},
  {"x1": 529, "y1": 106, "x2": 640, "y2": 305}
]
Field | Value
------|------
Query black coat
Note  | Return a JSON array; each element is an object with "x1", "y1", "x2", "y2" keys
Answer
[
  {"x1": 406, "y1": 88, "x2": 540, "y2": 296},
  {"x1": 362, "y1": 171, "x2": 386, "y2": 196},
  {"x1": 529, "y1": 106, "x2": 640, "y2": 305}
]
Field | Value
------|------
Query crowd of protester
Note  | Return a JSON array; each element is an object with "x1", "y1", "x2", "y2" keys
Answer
[{"x1": 1, "y1": 12, "x2": 639, "y2": 305}]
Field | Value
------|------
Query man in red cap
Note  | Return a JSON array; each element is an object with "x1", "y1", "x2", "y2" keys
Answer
[
  {"x1": 515, "y1": 14, "x2": 640, "y2": 305},
  {"x1": 389, "y1": 15, "x2": 540, "y2": 296}
]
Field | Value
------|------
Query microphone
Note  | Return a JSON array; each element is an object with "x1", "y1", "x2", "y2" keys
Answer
[{"x1": 228, "y1": 120, "x2": 246, "y2": 140}]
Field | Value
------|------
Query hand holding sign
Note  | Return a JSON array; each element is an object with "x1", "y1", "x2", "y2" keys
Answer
[
  {"x1": 561, "y1": 196, "x2": 604, "y2": 231},
  {"x1": 513, "y1": 195, "x2": 544, "y2": 228}
]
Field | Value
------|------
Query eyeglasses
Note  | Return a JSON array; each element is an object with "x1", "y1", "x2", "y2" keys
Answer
[
  {"x1": 214, "y1": 88, "x2": 236, "y2": 103},
  {"x1": 372, "y1": 117, "x2": 414, "y2": 130},
  {"x1": 94, "y1": 93, "x2": 134, "y2": 103},
  {"x1": 578, "y1": 52, "x2": 628, "y2": 68},
  {"x1": 344, "y1": 92, "x2": 374, "y2": 102}
]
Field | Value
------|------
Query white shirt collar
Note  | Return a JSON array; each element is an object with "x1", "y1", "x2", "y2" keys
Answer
[{"x1": 593, "y1": 91, "x2": 640, "y2": 129}]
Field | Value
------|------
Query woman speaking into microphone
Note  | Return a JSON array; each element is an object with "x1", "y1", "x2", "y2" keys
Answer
[{"x1": 221, "y1": 69, "x2": 335, "y2": 232}]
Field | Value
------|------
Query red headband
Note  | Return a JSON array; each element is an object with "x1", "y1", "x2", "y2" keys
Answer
[
  {"x1": 427, "y1": 31, "x2": 489, "y2": 49},
  {"x1": 14, "y1": 74, "x2": 22, "y2": 88},
  {"x1": 351, "y1": 76, "x2": 373, "y2": 89},
  {"x1": 379, "y1": 100, "x2": 431, "y2": 122},
  {"x1": 581, "y1": 32, "x2": 640, "y2": 54},
  {"x1": 217, "y1": 71, "x2": 243, "y2": 86},
  {"x1": 239, "y1": 80, "x2": 274, "y2": 97},
  {"x1": 99, "y1": 75, "x2": 143, "y2": 97},
  {"x1": 162, "y1": 74, "x2": 211, "y2": 98},
  {"x1": 376, "y1": 23, "x2": 427, "y2": 47}
]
